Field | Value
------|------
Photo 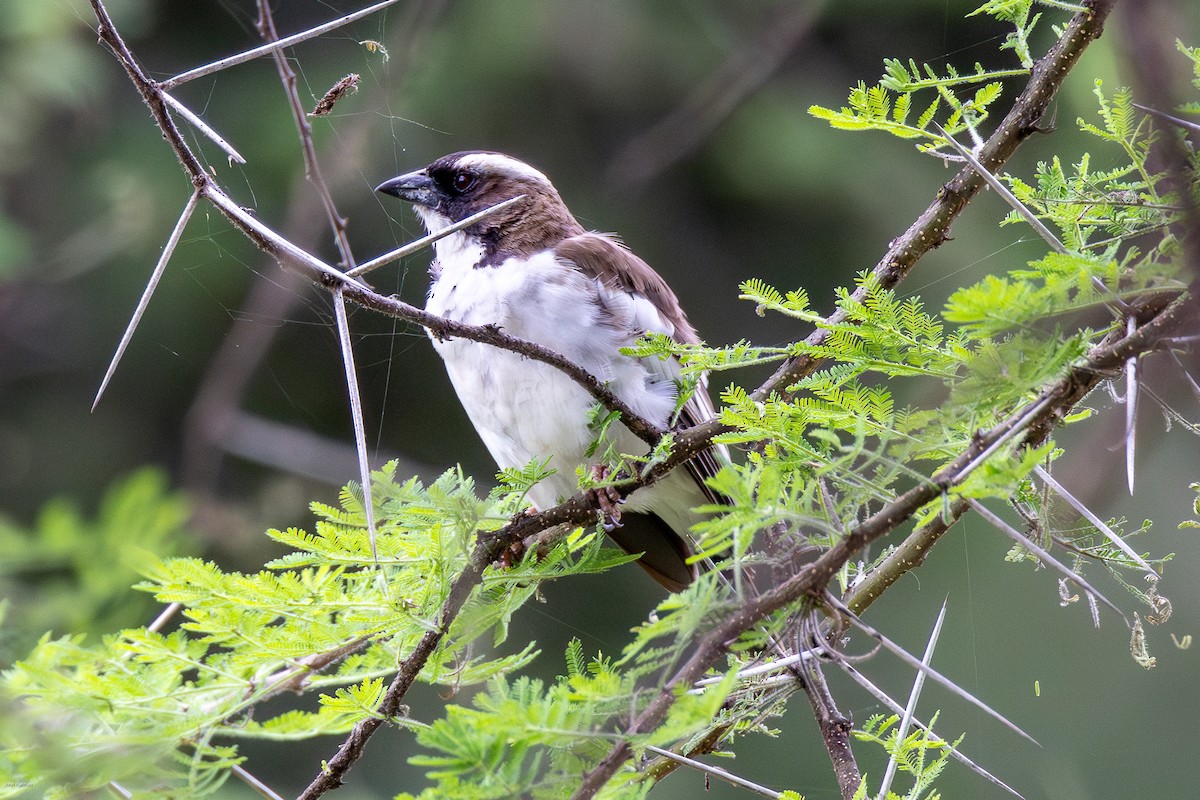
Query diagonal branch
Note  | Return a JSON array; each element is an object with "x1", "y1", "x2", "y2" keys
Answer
[
  {"x1": 755, "y1": 0, "x2": 1118, "y2": 402},
  {"x1": 93, "y1": 188, "x2": 200, "y2": 410}
]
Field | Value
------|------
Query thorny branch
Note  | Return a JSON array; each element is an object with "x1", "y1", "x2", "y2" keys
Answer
[
  {"x1": 570, "y1": 288, "x2": 1191, "y2": 800},
  {"x1": 87, "y1": 0, "x2": 665, "y2": 447},
  {"x1": 83, "y1": 0, "x2": 1198, "y2": 798},
  {"x1": 756, "y1": 0, "x2": 1120, "y2": 403}
]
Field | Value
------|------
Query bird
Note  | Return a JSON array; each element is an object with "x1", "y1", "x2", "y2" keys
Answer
[{"x1": 376, "y1": 151, "x2": 725, "y2": 591}]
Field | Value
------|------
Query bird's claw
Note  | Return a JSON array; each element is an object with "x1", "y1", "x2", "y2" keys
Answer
[
  {"x1": 587, "y1": 465, "x2": 624, "y2": 530},
  {"x1": 495, "y1": 537, "x2": 527, "y2": 569}
]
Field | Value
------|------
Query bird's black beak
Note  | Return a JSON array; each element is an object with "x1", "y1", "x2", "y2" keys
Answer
[{"x1": 375, "y1": 170, "x2": 439, "y2": 208}]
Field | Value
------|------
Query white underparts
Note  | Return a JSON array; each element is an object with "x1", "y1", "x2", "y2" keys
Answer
[{"x1": 423, "y1": 230, "x2": 707, "y2": 536}]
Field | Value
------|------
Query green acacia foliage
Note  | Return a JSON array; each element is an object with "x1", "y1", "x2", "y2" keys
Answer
[{"x1": 2, "y1": 3, "x2": 1198, "y2": 799}]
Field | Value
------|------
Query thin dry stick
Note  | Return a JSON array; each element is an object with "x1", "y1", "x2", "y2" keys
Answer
[
  {"x1": 643, "y1": 745, "x2": 781, "y2": 798},
  {"x1": 966, "y1": 498, "x2": 1127, "y2": 623},
  {"x1": 255, "y1": 0, "x2": 378, "y2": 554},
  {"x1": 875, "y1": 601, "x2": 947, "y2": 800},
  {"x1": 93, "y1": 188, "x2": 200, "y2": 410},
  {"x1": 202, "y1": 187, "x2": 368, "y2": 288},
  {"x1": 161, "y1": 92, "x2": 246, "y2": 164},
  {"x1": 335, "y1": 280, "x2": 666, "y2": 443},
  {"x1": 159, "y1": 0, "x2": 405, "y2": 90}
]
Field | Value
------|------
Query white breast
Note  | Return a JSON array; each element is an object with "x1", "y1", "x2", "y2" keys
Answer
[{"x1": 425, "y1": 235, "x2": 681, "y2": 513}]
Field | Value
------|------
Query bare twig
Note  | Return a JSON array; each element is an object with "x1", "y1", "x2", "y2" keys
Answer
[
  {"x1": 1032, "y1": 464, "x2": 1156, "y2": 574},
  {"x1": 201, "y1": 187, "x2": 368, "y2": 288},
  {"x1": 159, "y1": 0, "x2": 405, "y2": 90},
  {"x1": 254, "y1": 0, "x2": 379, "y2": 555},
  {"x1": 93, "y1": 188, "x2": 200, "y2": 410},
  {"x1": 160, "y1": 92, "x2": 246, "y2": 164},
  {"x1": 336, "y1": 281, "x2": 666, "y2": 443},
  {"x1": 643, "y1": 745, "x2": 781, "y2": 798},
  {"x1": 966, "y1": 499, "x2": 1128, "y2": 624},
  {"x1": 875, "y1": 601, "x2": 946, "y2": 800}
]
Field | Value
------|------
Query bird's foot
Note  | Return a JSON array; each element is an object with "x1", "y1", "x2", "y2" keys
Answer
[
  {"x1": 586, "y1": 464, "x2": 624, "y2": 531},
  {"x1": 493, "y1": 507, "x2": 541, "y2": 570},
  {"x1": 495, "y1": 537, "x2": 526, "y2": 570}
]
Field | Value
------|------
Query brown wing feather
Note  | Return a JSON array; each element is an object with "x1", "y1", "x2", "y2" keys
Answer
[
  {"x1": 553, "y1": 234, "x2": 698, "y2": 344},
  {"x1": 555, "y1": 233, "x2": 730, "y2": 509}
]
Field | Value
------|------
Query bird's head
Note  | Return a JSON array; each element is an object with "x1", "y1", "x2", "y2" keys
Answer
[{"x1": 376, "y1": 151, "x2": 584, "y2": 261}]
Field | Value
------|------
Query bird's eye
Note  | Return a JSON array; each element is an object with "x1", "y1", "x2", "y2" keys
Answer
[{"x1": 451, "y1": 171, "x2": 476, "y2": 193}]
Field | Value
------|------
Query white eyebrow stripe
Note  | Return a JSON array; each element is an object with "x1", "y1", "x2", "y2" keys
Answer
[{"x1": 456, "y1": 152, "x2": 552, "y2": 185}]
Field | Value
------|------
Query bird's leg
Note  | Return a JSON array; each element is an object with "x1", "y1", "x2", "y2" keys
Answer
[{"x1": 586, "y1": 463, "x2": 624, "y2": 530}]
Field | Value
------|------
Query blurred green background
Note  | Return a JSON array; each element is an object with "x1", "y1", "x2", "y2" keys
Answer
[{"x1": 2, "y1": 0, "x2": 1200, "y2": 797}]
